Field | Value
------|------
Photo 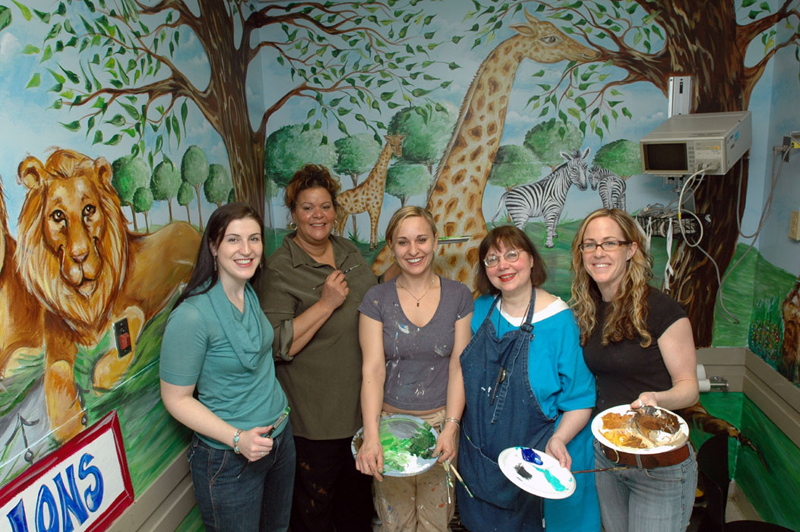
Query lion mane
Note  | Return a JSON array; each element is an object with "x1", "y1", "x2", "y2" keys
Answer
[{"x1": 16, "y1": 149, "x2": 127, "y2": 339}]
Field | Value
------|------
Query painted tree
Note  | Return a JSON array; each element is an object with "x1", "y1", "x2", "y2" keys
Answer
[
  {"x1": 182, "y1": 146, "x2": 208, "y2": 231},
  {"x1": 151, "y1": 160, "x2": 181, "y2": 222},
  {"x1": 265, "y1": 125, "x2": 338, "y2": 185},
  {"x1": 523, "y1": 118, "x2": 585, "y2": 170},
  {"x1": 489, "y1": 145, "x2": 545, "y2": 191},
  {"x1": 386, "y1": 163, "x2": 430, "y2": 206},
  {"x1": 387, "y1": 102, "x2": 458, "y2": 175},
  {"x1": 111, "y1": 155, "x2": 148, "y2": 231},
  {"x1": 15, "y1": 1, "x2": 458, "y2": 220},
  {"x1": 593, "y1": 139, "x2": 642, "y2": 178},
  {"x1": 459, "y1": 0, "x2": 800, "y2": 346},
  {"x1": 177, "y1": 181, "x2": 194, "y2": 225},
  {"x1": 335, "y1": 134, "x2": 382, "y2": 188},
  {"x1": 132, "y1": 186, "x2": 154, "y2": 232},
  {"x1": 205, "y1": 164, "x2": 233, "y2": 209}
]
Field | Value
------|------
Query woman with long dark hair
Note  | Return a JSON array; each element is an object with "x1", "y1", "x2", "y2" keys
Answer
[{"x1": 161, "y1": 203, "x2": 293, "y2": 532}]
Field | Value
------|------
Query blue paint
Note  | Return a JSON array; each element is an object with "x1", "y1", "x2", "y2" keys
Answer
[{"x1": 521, "y1": 447, "x2": 543, "y2": 465}]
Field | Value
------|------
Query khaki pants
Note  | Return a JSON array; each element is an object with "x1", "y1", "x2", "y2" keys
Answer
[{"x1": 373, "y1": 409, "x2": 456, "y2": 532}]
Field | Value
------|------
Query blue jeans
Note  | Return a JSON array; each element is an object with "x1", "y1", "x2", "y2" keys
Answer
[
  {"x1": 593, "y1": 440, "x2": 697, "y2": 532},
  {"x1": 189, "y1": 422, "x2": 296, "y2": 532}
]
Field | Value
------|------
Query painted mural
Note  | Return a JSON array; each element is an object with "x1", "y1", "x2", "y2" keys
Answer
[{"x1": 1, "y1": 0, "x2": 800, "y2": 529}]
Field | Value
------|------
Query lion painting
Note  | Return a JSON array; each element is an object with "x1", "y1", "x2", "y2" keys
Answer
[
  {"x1": 15, "y1": 149, "x2": 201, "y2": 442},
  {"x1": 0, "y1": 175, "x2": 44, "y2": 382}
]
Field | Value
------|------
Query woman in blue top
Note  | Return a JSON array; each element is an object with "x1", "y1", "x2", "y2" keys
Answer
[
  {"x1": 160, "y1": 203, "x2": 293, "y2": 532},
  {"x1": 457, "y1": 225, "x2": 600, "y2": 532}
]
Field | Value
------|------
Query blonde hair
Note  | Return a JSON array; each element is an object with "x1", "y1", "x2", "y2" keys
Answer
[
  {"x1": 384, "y1": 206, "x2": 437, "y2": 245},
  {"x1": 570, "y1": 208, "x2": 654, "y2": 347}
]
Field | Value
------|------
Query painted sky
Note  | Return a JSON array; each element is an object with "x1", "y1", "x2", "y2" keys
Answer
[{"x1": 0, "y1": 0, "x2": 791, "y2": 263}]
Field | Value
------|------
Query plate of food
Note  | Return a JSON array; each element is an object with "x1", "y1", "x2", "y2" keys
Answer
[
  {"x1": 351, "y1": 414, "x2": 439, "y2": 477},
  {"x1": 592, "y1": 405, "x2": 689, "y2": 455},
  {"x1": 498, "y1": 447, "x2": 576, "y2": 499}
]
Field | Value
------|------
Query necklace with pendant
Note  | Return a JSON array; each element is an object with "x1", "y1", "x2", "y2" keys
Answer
[{"x1": 397, "y1": 277, "x2": 436, "y2": 307}]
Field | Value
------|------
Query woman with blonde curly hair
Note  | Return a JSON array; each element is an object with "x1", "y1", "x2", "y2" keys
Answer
[{"x1": 570, "y1": 208, "x2": 699, "y2": 532}]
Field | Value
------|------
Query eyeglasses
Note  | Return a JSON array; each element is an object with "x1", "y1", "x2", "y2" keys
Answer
[
  {"x1": 483, "y1": 249, "x2": 522, "y2": 268},
  {"x1": 579, "y1": 240, "x2": 631, "y2": 253}
]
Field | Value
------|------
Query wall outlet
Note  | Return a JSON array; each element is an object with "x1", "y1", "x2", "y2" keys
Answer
[
  {"x1": 791, "y1": 211, "x2": 800, "y2": 241},
  {"x1": 668, "y1": 75, "x2": 693, "y2": 117},
  {"x1": 113, "y1": 318, "x2": 133, "y2": 358}
]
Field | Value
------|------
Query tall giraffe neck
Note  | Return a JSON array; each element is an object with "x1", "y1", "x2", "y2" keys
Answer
[
  {"x1": 369, "y1": 141, "x2": 395, "y2": 186},
  {"x1": 428, "y1": 35, "x2": 528, "y2": 237}
]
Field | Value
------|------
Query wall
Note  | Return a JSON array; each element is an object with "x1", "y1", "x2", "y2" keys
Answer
[{"x1": 1, "y1": 0, "x2": 800, "y2": 530}]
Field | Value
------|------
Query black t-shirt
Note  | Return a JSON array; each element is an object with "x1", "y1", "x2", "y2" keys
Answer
[{"x1": 583, "y1": 288, "x2": 687, "y2": 411}]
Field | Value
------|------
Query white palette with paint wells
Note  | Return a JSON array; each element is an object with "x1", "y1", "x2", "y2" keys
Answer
[{"x1": 498, "y1": 446, "x2": 576, "y2": 499}]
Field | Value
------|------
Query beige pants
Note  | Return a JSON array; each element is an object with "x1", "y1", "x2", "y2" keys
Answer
[{"x1": 373, "y1": 409, "x2": 456, "y2": 532}]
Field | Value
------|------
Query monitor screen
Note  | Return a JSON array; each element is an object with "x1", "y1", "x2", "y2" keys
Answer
[{"x1": 643, "y1": 142, "x2": 688, "y2": 172}]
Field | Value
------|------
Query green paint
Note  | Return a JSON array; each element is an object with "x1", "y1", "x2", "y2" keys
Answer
[{"x1": 379, "y1": 420, "x2": 436, "y2": 473}]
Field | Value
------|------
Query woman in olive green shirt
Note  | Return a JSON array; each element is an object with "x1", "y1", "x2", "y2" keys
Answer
[{"x1": 259, "y1": 164, "x2": 376, "y2": 532}]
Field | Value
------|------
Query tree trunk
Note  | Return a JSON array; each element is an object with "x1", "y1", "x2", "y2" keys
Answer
[
  {"x1": 192, "y1": 184, "x2": 204, "y2": 231},
  {"x1": 191, "y1": 0, "x2": 267, "y2": 221},
  {"x1": 643, "y1": 1, "x2": 747, "y2": 347},
  {"x1": 128, "y1": 205, "x2": 138, "y2": 232},
  {"x1": 185, "y1": 204, "x2": 192, "y2": 225},
  {"x1": 167, "y1": 199, "x2": 174, "y2": 222}
]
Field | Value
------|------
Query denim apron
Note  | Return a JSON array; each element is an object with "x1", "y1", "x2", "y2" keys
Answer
[{"x1": 457, "y1": 290, "x2": 555, "y2": 532}]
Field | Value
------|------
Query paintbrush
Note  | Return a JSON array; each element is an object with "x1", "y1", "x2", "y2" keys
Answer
[
  {"x1": 444, "y1": 460, "x2": 474, "y2": 498},
  {"x1": 572, "y1": 466, "x2": 630, "y2": 474},
  {"x1": 312, "y1": 264, "x2": 362, "y2": 290}
]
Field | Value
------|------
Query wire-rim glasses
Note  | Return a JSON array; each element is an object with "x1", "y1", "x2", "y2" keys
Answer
[
  {"x1": 579, "y1": 240, "x2": 631, "y2": 253},
  {"x1": 483, "y1": 249, "x2": 522, "y2": 268}
]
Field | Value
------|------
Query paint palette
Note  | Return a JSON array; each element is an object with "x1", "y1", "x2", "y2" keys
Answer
[
  {"x1": 498, "y1": 447, "x2": 576, "y2": 499},
  {"x1": 351, "y1": 414, "x2": 439, "y2": 477}
]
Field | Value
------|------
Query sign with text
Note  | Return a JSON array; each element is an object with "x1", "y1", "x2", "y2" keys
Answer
[{"x1": 0, "y1": 412, "x2": 134, "y2": 532}]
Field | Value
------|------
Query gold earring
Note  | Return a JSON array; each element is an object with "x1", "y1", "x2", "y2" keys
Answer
[{"x1": 289, "y1": 221, "x2": 297, "y2": 231}]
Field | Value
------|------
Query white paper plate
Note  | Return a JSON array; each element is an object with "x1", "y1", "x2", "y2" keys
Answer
[
  {"x1": 498, "y1": 447, "x2": 576, "y2": 500},
  {"x1": 351, "y1": 414, "x2": 438, "y2": 477},
  {"x1": 591, "y1": 405, "x2": 689, "y2": 455}
]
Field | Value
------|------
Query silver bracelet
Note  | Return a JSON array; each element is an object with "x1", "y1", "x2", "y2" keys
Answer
[{"x1": 445, "y1": 417, "x2": 461, "y2": 427}]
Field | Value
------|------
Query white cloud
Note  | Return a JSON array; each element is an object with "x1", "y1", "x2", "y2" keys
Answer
[{"x1": 0, "y1": 33, "x2": 21, "y2": 64}]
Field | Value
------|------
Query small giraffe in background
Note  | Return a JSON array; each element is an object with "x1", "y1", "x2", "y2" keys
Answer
[{"x1": 335, "y1": 134, "x2": 404, "y2": 250}]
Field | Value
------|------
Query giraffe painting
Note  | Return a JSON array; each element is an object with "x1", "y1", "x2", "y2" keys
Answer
[
  {"x1": 371, "y1": 11, "x2": 600, "y2": 288},
  {"x1": 335, "y1": 134, "x2": 405, "y2": 250}
]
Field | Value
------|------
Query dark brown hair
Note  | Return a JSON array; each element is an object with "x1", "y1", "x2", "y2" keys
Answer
[
  {"x1": 475, "y1": 225, "x2": 547, "y2": 295},
  {"x1": 174, "y1": 202, "x2": 265, "y2": 309}
]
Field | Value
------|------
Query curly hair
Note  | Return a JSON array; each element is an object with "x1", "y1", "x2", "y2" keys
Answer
[
  {"x1": 284, "y1": 164, "x2": 340, "y2": 213},
  {"x1": 570, "y1": 208, "x2": 654, "y2": 347},
  {"x1": 475, "y1": 225, "x2": 547, "y2": 296}
]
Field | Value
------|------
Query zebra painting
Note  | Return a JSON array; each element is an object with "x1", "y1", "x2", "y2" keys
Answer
[
  {"x1": 588, "y1": 165, "x2": 627, "y2": 211},
  {"x1": 492, "y1": 147, "x2": 591, "y2": 248}
]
